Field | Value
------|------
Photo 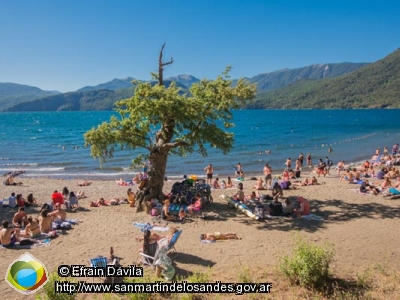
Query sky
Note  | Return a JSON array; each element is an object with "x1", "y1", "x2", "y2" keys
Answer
[{"x1": 1, "y1": 0, "x2": 399, "y2": 92}]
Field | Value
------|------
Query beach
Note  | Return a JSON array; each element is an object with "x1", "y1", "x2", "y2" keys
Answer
[{"x1": 1, "y1": 168, "x2": 400, "y2": 299}]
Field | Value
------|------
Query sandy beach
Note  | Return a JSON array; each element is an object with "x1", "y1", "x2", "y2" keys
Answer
[{"x1": 1, "y1": 168, "x2": 400, "y2": 299}]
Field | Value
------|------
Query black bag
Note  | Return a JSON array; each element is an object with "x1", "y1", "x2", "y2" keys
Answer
[{"x1": 19, "y1": 239, "x2": 36, "y2": 246}]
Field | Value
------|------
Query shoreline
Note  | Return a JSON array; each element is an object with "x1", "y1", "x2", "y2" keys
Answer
[{"x1": 1, "y1": 167, "x2": 400, "y2": 298}]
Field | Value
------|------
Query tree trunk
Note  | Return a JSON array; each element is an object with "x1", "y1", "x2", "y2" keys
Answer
[{"x1": 147, "y1": 148, "x2": 168, "y2": 201}]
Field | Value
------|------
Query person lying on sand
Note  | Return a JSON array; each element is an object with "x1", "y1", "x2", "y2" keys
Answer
[
  {"x1": 135, "y1": 227, "x2": 178, "y2": 244},
  {"x1": 200, "y1": 232, "x2": 241, "y2": 241},
  {"x1": 90, "y1": 198, "x2": 109, "y2": 207},
  {"x1": 77, "y1": 180, "x2": 92, "y2": 186}
]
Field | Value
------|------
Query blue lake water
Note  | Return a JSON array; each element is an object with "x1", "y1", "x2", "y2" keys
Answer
[{"x1": 1, "y1": 110, "x2": 399, "y2": 180}]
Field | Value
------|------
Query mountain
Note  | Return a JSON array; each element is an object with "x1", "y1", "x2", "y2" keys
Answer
[
  {"x1": 5, "y1": 89, "x2": 128, "y2": 112},
  {"x1": 4, "y1": 80, "x2": 187, "y2": 112},
  {"x1": 77, "y1": 77, "x2": 136, "y2": 92},
  {"x1": 248, "y1": 48, "x2": 400, "y2": 109},
  {"x1": 0, "y1": 83, "x2": 60, "y2": 111},
  {"x1": 245, "y1": 62, "x2": 369, "y2": 92},
  {"x1": 165, "y1": 75, "x2": 200, "y2": 88}
]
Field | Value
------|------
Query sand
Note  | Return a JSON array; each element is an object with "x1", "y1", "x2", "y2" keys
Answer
[{"x1": 1, "y1": 169, "x2": 400, "y2": 299}]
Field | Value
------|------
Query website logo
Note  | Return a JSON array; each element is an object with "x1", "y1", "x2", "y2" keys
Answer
[{"x1": 5, "y1": 252, "x2": 48, "y2": 295}]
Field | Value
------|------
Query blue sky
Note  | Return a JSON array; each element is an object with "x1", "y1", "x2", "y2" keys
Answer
[{"x1": 1, "y1": 0, "x2": 399, "y2": 92}]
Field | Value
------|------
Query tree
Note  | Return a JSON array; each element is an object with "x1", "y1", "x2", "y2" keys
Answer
[{"x1": 84, "y1": 44, "x2": 256, "y2": 202}]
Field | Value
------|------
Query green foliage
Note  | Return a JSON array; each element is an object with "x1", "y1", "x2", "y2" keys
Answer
[
  {"x1": 251, "y1": 49, "x2": 400, "y2": 109},
  {"x1": 84, "y1": 66, "x2": 256, "y2": 168},
  {"x1": 238, "y1": 266, "x2": 253, "y2": 283},
  {"x1": 124, "y1": 272, "x2": 159, "y2": 300},
  {"x1": 39, "y1": 271, "x2": 77, "y2": 300},
  {"x1": 279, "y1": 238, "x2": 334, "y2": 290}
]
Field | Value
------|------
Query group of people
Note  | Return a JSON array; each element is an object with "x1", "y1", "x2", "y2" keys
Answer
[{"x1": 0, "y1": 187, "x2": 76, "y2": 248}]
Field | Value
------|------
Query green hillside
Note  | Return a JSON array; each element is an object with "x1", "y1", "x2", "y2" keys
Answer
[
  {"x1": 249, "y1": 49, "x2": 400, "y2": 109},
  {"x1": 0, "y1": 83, "x2": 60, "y2": 111}
]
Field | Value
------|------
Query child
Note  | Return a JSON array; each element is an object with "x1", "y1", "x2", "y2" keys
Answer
[
  {"x1": 233, "y1": 182, "x2": 245, "y2": 202},
  {"x1": 178, "y1": 208, "x2": 186, "y2": 221}
]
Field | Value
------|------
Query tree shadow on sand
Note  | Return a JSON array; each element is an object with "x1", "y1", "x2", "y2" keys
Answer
[
  {"x1": 255, "y1": 197, "x2": 400, "y2": 233},
  {"x1": 205, "y1": 196, "x2": 400, "y2": 233}
]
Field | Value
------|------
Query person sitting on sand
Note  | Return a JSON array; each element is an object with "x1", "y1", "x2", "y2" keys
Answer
[
  {"x1": 282, "y1": 198, "x2": 295, "y2": 217},
  {"x1": 65, "y1": 191, "x2": 79, "y2": 211},
  {"x1": 212, "y1": 177, "x2": 220, "y2": 189},
  {"x1": 51, "y1": 190, "x2": 64, "y2": 206},
  {"x1": 0, "y1": 221, "x2": 20, "y2": 248},
  {"x1": 226, "y1": 177, "x2": 234, "y2": 188},
  {"x1": 16, "y1": 194, "x2": 31, "y2": 208},
  {"x1": 178, "y1": 208, "x2": 187, "y2": 221},
  {"x1": 132, "y1": 173, "x2": 143, "y2": 184},
  {"x1": 21, "y1": 216, "x2": 41, "y2": 238},
  {"x1": 254, "y1": 177, "x2": 264, "y2": 190},
  {"x1": 246, "y1": 191, "x2": 259, "y2": 203},
  {"x1": 200, "y1": 232, "x2": 241, "y2": 241},
  {"x1": 48, "y1": 203, "x2": 67, "y2": 222},
  {"x1": 233, "y1": 182, "x2": 245, "y2": 202},
  {"x1": 220, "y1": 180, "x2": 226, "y2": 189},
  {"x1": 272, "y1": 182, "x2": 283, "y2": 198},
  {"x1": 62, "y1": 187, "x2": 69, "y2": 199},
  {"x1": 340, "y1": 170, "x2": 354, "y2": 182},
  {"x1": 27, "y1": 193, "x2": 37, "y2": 205},
  {"x1": 161, "y1": 199, "x2": 176, "y2": 221},
  {"x1": 310, "y1": 176, "x2": 319, "y2": 185},
  {"x1": 39, "y1": 209, "x2": 53, "y2": 233},
  {"x1": 187, "y1": 195, "x2": 202, "y2": 215},
  {"x1": 12, "y1": 207, "x2": 28, "y2": 228},
  {"x1": 360, "y1": 179, "x2": 379, "y2": 195},
  {"x1": 77, "y1": 180, "x2": 92, "y2": 186},
  {"x1": 127, "y1": 188, "x2": 136, "y2": 207},
  {"x1": 294, "y1": 197, "x2": 310, "y2": 216},
  {"x1": 381, "y1": 177, "x2": 392, "y2": 191},
  {"x1": 76, "y1": 191, "x2": 87, "y2": 199}
]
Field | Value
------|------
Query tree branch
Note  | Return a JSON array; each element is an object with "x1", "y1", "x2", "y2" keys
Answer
[{"x1": 158, "y1": 43, "x2": 174, "y2": 86}]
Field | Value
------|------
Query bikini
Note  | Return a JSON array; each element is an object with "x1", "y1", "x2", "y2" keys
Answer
[{"x1": 1, "y1": 235, "x2": 17, "y2": 248}]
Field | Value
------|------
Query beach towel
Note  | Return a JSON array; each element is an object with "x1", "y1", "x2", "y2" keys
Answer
[
  {"x1": 132, "y1": 222, "x2": 170, "y2": 232},
  {"x1": 301, "y1": 214, "x2": 324, "y2": 221},
  {"x1": 1, "y1": 238, "x2": 51, "y2": 250},
  {"x1": 389, "y1": 187, "x2": 400, "y2": 195},
  {"x1": 200, "y1": 235, "x2": 216, "y2": 243}
]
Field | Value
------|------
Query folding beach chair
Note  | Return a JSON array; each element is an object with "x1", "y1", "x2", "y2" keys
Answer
[
  {"x1": 139, "y1": 237, "x2": 170, "y2": 268},
  {"x1": 89, "y1": 256, "x2": 118, "y2": 283},
  {"x1": 166, "y1": 230, "x2": 182, "y2": 259}
]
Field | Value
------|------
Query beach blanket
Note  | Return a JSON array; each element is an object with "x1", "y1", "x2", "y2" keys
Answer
[
  {"x1": 1, "y1": 238, "x2": 51, "y2": 250},
  {"x1": 349, "y1": 188, "x2": 374, "y2": 196},
  {"x1": 200, "y1": 235, "x2": 216, "y2": 243},
  {"x1": 132, "y1": 222, "x2": 170, "y2": 232},
  {"x1": 301, "y1": 214, "x2": 324, "y2": 221}
]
